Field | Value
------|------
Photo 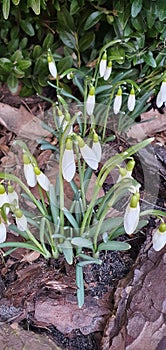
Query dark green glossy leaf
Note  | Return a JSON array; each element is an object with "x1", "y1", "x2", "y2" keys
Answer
[
  {"x1": 42, "y1": 33, "x2": 54, "y2": 50},
  {"x1": 20, "y1": 20, "x2": 35, "y2": 36},
  {"x1": 28, "y1": 0, "x2": 40, "y2": 15},
  {"x1": 84, "y1": 11, "x2": 103, "y2": 30},
  {"x1": 18, "y1": 59, "x2": 32, "y2": 70},
  {"x1": 79, "y1": 32, "x2": 95, "y2": 52},
  {"x1": 143, "y1": 51, "x2": 157, "y2": 68},
  {"x1": 57, "y1": 6, "x2": 75, "y2": 32},
  {"x1": 131, "y1": 0, "x2": 142, "y2": 18},
  {"x1": 2, "y1": 0, "x2": 10, "y2": 19},
  {"x1": 59, "y1": 31, "x2": 76, "y2": 49},
  {"x1": 70, "y1": 0, "x2": 80, "y2": 15},
  {"x1": 156, "y1": 0, "x2": 166, "y2": 21},
  {"x1": 57, "y1": 55, "x2": 73, "y2": 73},
  {"x1": 32, "y1": 45, "x2": 42, "y2": 59}
]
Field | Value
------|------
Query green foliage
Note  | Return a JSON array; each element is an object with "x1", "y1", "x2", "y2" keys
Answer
[{"x1": 0, "y1": 0, "x2": 165, "y2": 95}]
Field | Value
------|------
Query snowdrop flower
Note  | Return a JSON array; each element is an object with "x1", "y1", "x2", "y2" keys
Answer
[
  {"x1": 62, "y1": 138, "x2": 76, "y2": 182},
  {"x1": 23, "y1": 154, "x2": 37, "y2": 187},
  {"x1": 15, "y1": 209, "x2": 27, "y2": 231},
  {"x1": 104, "y1": 60, "x2": 112, "y2": 81},
  {"x1": 92, "y1": 131, "x2": 102, "y2": 162},
  {"x1": 156, "y1": 79, "x2": 166, "y2": 108},
  {"x1": 99, "y1": 51, "x2": 107, "y2": 78},
  {"x1": 117, "y1": 159, "x2": 135, "y2": 182},
  {"x1": 7, "y1": 185, "x2": 19, "y2": 207},
  {"x1": 34, "y1": 167, "x2": 50, "y2": 192},
  {"x1": 127, "y1": 86, "x2": 135, "y2": 112},
  {"x1": 77, "y1": 136, "x2": 98, "y2": 170},
  {"x1": 57, "y1": 108, "x2": 65, "y2": 128},
  {"x1": 152, "y1": 223, "x2": 166, "y2": 251},
  {"x1": 67, "y1": 72, "x2": 74, "y2": 80},
  {"x1": 113, "y1": 86, "x2": 122, "y2": 114},
  {"x1": 47, "y1": 48, "x2": 57, "y2": 79},
  {"x1": 0, "y1": 184, "x2": 9, "y2": 208},
  {"x1": 124, "y1": 193, "x2": 140, "y2": 235},
  {"x1": 86, "y1": 86, "x2": 95, "y2": 116},
  {"x1": 62, "y1": 112, "x2": 73, "y2": 135},
  {"x1": 0, "y1": 219, "x2": 6, "y2": 243}
]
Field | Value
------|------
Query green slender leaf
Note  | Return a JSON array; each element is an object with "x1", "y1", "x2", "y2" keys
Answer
[
  {"x1": 60, "y1": 239, "x2": 73, "y2": 265},
  {"x1": 71, "y1": 237, "x2": 93, "y2": 249},
  {"x1": 98, "y1": 241, "x2": 131, "y2": 251},
  {"x1": 49, "y1": 184, "x2": 59, "y2": 225},
  {"x1": 78, "y1": 260, "x2": 102, "y2": 267},
  {"x1": 76, "y1": 264, "x2": 84, "y2": 308},
  {"x1": 63, "y1": 208, "x2": 79, "y2": 228}
]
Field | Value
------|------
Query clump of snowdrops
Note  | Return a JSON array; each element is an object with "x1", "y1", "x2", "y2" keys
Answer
[{"x1": 0, "y1": 46, "x2": 166, "y2": 307}]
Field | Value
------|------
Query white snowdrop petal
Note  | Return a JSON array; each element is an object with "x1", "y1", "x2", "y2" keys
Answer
[
  {"x1": 0, "y1": 222, "x2": 7, "y2": 243},
  {"x1": 92, "y1": 141, "x2": 102, "y2": 162},
  {"x1": 80, "y1": 145, "x2": 98, "y2": 170},
  {"x1": 127, "y1": 94, "x2": 135, "y2": 111},
  {"x1": 113, "y1": 95, "x2": 122, "y2": 115},
  {"x1": 160, "y1": 81, "x2": 166, "y2": 102},
  {"x1": 156, "y1": 91, "x2": 163, "y2": 108},
  {"x1": 86, "y1": 94, "x2": 95, "y2": 116},
  {"x1": 62, "y1": 149, "x2": 76, "y2": 182},
  {"x1": 24, "y1": 163, "x2": 37, "y2": 187},
  {"x1": 48, "y1": 61, "x2": 57, "y2": 79},
  {"x1": 37, "y1": 173, "x2": 50, "y2": 191},
  {"x1": 8, "y1": 191, "x2": 19, "y2": 206},
  {"x1": 99, "y1": 59, "x2": 107, "y2": 77},
  {"x1": 0, "y1": 192, "x2": 9, "y2": 207},
  {"x1": 16, "y1": 215, "x2": 27, "y2": 231},
  {"x1": 152, "y1": 230, "x2": 166, "y2": 251},
  {"x1": 124, "y1": 203, "x2": 140, "y2": 235},
  {"x1": 103, "y1": 67, "x2": 112, "y2": 81}
]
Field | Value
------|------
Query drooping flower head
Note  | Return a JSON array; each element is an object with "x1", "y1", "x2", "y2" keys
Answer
[
  {"x1": 0, "y1": 184, "x2": 9, "y2": 208},
  {"x1": 7, "y1": 184, "x2": 19, "y2": 208},
  {"x1": 34, "y1": 166, "x2": 50, "y2": 192},
  {"x1": 23, "y1": 153, "x2": 37, "y2": 187},
  {"x1": 15, "y1": 209, "x2": 27, "y2": 231},
  {"x1": 47, "y1": 48, "x2": 57, "y2": 79},
  {"x1": 99, "y1": 51, "x2": 107, "y2": 78},
  {"x1": 62, "y1": 137, "x2": 76, "y2": 182},
  {"x1": 92, "y1": 131, "x2": 102, "y2": 162},
  {"x1": 127, "y1": 86, "x2": 135, "y2": 112},
  {"x1": 86, "y1": 86, "x2": 95, "y2": 116},
  {"x1": 104, "y1": 60, "x2": 112, "y2": 81},
  {"x1": 152, "y1": 222, "x2": 166, "y2": 251},
  {"x1": 77, "y1": 135, "x2": 99, "y2": 170},
  {"x1": 156, "y1": 78, "x2": 166, "y2": 108},
  {"x1": 124, "y1": 192, "x2": 140, "y2": 235},
  {"x1": 113, "y1": 86, "x2": 122, "y2": 114}
]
